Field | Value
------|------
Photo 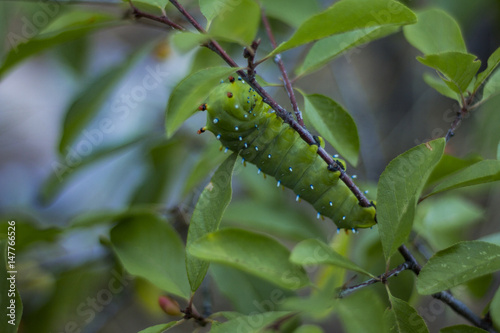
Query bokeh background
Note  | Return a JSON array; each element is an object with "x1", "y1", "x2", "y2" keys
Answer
[{"x1": 1, "y1": 0, "x2": 500, "y2": 332}]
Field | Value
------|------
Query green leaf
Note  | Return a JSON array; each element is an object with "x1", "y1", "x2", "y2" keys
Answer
[
  {"x1": 129, "y1": 139, "x2": 188, "y2": 204},
  {"x1": 290, "y1": 239, "x2": 372, "y2": 277},
  {"x1": 189, "y1": 47, "x2": 227, "y2": 74},
  {"x1": 41, "y1": 135, "x2": 147, "y2": 204},
  {"x1": 297, "y1": 26, "x2": 399, "y2": 77},
  {"x1": 423, "y1": 73, "x2": 460, "y2": 102},
  {"x1": 426, "y1": 160, "x2": 500, "y2": 197},
  {"x1": 282, "y1": 294, "x2": 335, "y2": 320},
  {"x1": 211, "y1": 311, "x2": 292, "y2": 333},
  {"x1": 137, "y1": 321, "x2": 180, "y2": 333},
  {"x1": 56, "y1": 37, "x2": 89, "y2": 75},
  {"x1": 414, "y1": 196, "x2": 484, "y2": 250},
  {"x1": 68, "y1": 206, "x2": 159, "y2": 229},
  {"x1": 223, "y1": 200, "x2": 325, "y2": 242},
  {"x1": 475, "y1": 47, "x2": 500, "y2": 91},
  {"x1": 418, "y1": 52, "x2": 481, "y2": 94},
  {"x1": 497, "y1": 141, "x2": 500, "y2": 160},
  {"x1": 21, "y1": 261, "x2": 112, "y2": 332},
  {"x1": 403, "y1": 8, "x2": 466, "y2": 55},
  {"x1": 417, "y1": 197, "x2": 483, "y2": 231},
  {"x1": 165, "y1": 67, "x2": 239, "y2": 138},
  {"x1": 0, "y1": 240, "x2": 23, "y2": 333},
  {"x1": 110, "y1": 213, "x2": 190, "y2": 299},
  {"x1": 293, "y1": 325, "x2": 324, "y2": 333},
  {"x1": 0, "y1": 10, "x2": 118, "y2": 78},
  {"x1": 440, "y1": 325, "x2": 489, "y2": 333},
  {"x1": 186, "y1": 153, "x2": 237, "y2": 292},
  {"x1": 0, "y1": 2, "x2": 14, "y2": 58},
  {"x1": 466, "y1": 274, "x2": 494, "y2": 299},
  {"x1": 384, "y1": 292, "x2": 429, "y2": 333},
  {"x1": 414, "y1": 196, "x2": 483, "y2": 250},
  {"x1": 210, "y1": 264, "x2": 294, "y2": 314},
  {"x1": 211, "y1": 311, "x2": 244, "y2": 321},
  {"x1": 188, "y1": 228, "x2": 309, "y2": 290},
  {"x1": 377, "y1": 138, "x2": 445, "y2": 260},
  {"x1": 337, "y1": 289, "x2": 386, "y2": 333},
  {"x1": 491, "y1": 286, "x2": 500, "y2": 330},
  {"x1": 268, "y1": 0, "x2": 416, "y2": 57},
  {"x1": 425, "y1": 154, "x2": 483, "y2": 188},
  {"x1": 301, "y1": 93, "x2": 360, "y2": 166},
  {"x1": 171, "y1": 31, "x2": 211, "y2": 53},
  {"x1": 313, "y1": 233, "x2": 353, "y2": 298},
  {"x1": 416, "y1": 241, "x2": 500, "y2": 295},
  {"x1": 182, "y1": 142, "x2": 228, "y2": 196},
  {"x1": 199, "y1": 0, "x2": 229, "y2": 22},
  {"x1": 261, "y1": 0, "x2": 320, "y2": 27},
  {"x1": 204, "y1": 0, "x2": 260, "y2": 45},
  {"x1": 58, "y1": 48, "x2": 147, "y2": 154},
  {"x1": 130, "y1": 0, "x2": 169, "y2": 10},
  {"x1": 483, "y1": 67, "x2": 500, "y2": 101},
  {"x1": 0, "y1": 219, "x2": 60, "y2": 252}
]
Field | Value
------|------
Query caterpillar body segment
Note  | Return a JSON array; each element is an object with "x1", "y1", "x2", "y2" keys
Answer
[{"x1": 203, "y1": 78, "x2": 376, "y2": 230}]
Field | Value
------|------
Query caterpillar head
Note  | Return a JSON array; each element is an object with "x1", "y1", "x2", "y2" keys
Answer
[{"x1": 203, "y1": 77, "x2": 270, "y2": 135}]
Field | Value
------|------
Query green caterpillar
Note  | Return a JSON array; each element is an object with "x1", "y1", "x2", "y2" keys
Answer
[{"x1": 199, "y1": 76, "x2": 376, "y2": 231}]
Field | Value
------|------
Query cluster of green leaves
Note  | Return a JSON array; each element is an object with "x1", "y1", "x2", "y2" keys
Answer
[
  {"x1": 148, "y1": 1, "x2": 500, "y2": 333},
  {"x1": 2, "y1": 0, "x2": 500, "y2": 333},
  {"x1": 403, "y1": 8, "x2": 500, "y2": 105}
]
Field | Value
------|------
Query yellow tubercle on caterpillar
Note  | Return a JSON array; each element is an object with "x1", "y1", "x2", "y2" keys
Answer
[{"x1": 316, "y1": 136, "x2": 326, "y2": 149}]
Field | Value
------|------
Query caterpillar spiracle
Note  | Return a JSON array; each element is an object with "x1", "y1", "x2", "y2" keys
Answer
[{"x1": 199, "y1": 76, "x2": 376, "y2": 231}]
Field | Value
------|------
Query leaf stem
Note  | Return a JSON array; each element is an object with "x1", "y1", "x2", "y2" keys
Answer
[
  {"x1": 182, "y1": 296, "x2": 210, "y2": 326},
  {"x1": 337, "y1": 262, "x2": 410, "y2": 298},
  {"x1": 445, "y1": 95, "x2": 473, "y2": 142},
  {"x1": 169, "y1": 0, "x2": 205, "y2": 33},
  {"x1": 129, "y1": 0, "x2": 185, "y2": 30}
]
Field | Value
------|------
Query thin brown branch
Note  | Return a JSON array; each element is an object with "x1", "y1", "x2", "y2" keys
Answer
[
  {"x1": 129, "y1": 0, "x2": 185, "y2": 30},
  {"x1": 244, "y1": 40, "x2": 261, "y2": 79},
  {"x1": 169, "y1": 0, "x2": 205, "y2": 33},
  {"x1": 445, "y1": 95, "x2": 473, "y2": 142},
  {"x1": 182, "y1": 296, "x2": 210, "y2": 326},
  {"x1": 259, "y1": 5, "x2": 304, "y2": 127},
  {"x1": 337, "y1": 262, "x2": 411, "y2": 298},
  {"x1": 434, "y1": 291, "x2": 495, "y2": 332}
]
